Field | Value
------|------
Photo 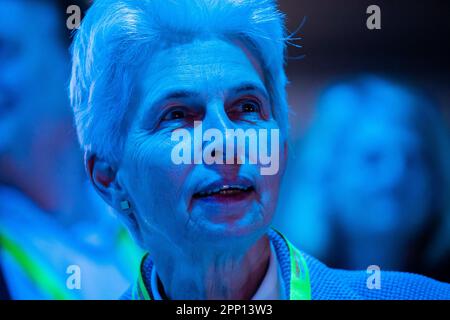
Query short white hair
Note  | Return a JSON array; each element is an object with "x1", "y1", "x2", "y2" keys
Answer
[{"x1": 70, "y1": 0, "x2": 289, "y2": 164}]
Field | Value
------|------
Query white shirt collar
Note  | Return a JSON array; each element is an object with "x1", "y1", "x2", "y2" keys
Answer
[{"x1": 251, "y1": 242, "x2": 284, "y2": 300}]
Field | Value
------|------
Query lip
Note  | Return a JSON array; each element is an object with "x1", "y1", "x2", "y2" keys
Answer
[{"x1": 191, "y1": 176, "x2": 256, "y2": 202}]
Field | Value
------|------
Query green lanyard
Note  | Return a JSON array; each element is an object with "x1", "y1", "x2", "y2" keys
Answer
[
  {"x1": 133, "y1": 259, "x2": 152, "y2": 300},
  {"x1": 280, "y1": 232, "x2": 312, "y2": 300},
  {"x1": 0, "y1": 228, "x2": 77, "y2": 300},
  {"x1": 131, "y1": 232, "x2": 312, "y2": 300},
  {"x1": 116, "y1": 228, "x2": 145, "y2": 281}
]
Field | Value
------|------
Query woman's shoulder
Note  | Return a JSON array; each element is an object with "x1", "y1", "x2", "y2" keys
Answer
[
  {"x1": 270, "y1": 229, "x2": 450, "y2": 300},
  {"x1": 300, "y1": 246, "x2": 450, "y2": 300}
]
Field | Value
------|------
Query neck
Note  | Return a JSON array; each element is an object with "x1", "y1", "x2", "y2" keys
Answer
[{"x1": 153, "y1": 234, "x2": 271, "y2": 300}]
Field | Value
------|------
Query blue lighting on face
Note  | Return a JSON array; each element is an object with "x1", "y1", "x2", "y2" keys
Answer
[{"x1": 117, "y1": 38, "x2": 283, "y2": 248}]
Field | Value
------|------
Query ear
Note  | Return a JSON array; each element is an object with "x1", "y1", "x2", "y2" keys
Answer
[
  {"x1": 85, "y1": 153, "x2": 122, "y2": 209},
  {"x1": 85, "y1": 152, "x2": 144, "y2": 246}
]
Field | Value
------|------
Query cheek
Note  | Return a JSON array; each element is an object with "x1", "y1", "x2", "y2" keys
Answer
[
  {"x1": 124, "y1": 135, "x2": 193, "y2": 223},
  {"x1": 258, "y1": 152, "x2": 284, "y2": 214},
  {"x1": 262, "y1": 175, "x2": 282, "y2": 206},
  {"x1": 260, "y1": 127, "x2": 285, "y2": 200}
]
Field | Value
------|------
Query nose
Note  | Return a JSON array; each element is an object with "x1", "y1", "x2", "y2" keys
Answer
[{"x1": 196, "y1": 99, "x2": 244, "y2": 171}]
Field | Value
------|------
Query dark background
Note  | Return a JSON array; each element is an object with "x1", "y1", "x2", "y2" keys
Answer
[{"x1": 277, "y1": 0, "x2": 450, "y2": 136}]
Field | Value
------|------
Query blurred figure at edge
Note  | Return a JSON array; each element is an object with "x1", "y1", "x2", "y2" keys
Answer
[
  {"x1": 0, "y1": 0, "x2": 142, "y2": 299},
  {"x1": 278, "y1": 75, "x2": 450, "y2": 283}
]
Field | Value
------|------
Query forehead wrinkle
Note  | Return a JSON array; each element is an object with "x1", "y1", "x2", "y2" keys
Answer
[{"x1": 138, "y1": 39, "x2": 265, "y2": 118}]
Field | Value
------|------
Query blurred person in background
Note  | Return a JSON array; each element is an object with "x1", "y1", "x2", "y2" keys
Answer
[
  {"x1": 278, "y1": 75, "x2": 450, "y2": 282},
  {"x1": 0, "y1": 0, "x2": 142, "y2": 299}
]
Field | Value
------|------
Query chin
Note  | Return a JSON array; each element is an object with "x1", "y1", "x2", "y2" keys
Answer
[{"x1": 187, "y1": 207, "x2": 272, "y2": 246}]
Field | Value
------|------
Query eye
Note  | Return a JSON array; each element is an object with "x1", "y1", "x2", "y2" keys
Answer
[
  {"x1": 240, "y1": 100, "x2": 260, "y2": 113},
  {"x1": 162, "y1": 108, "x2": 186, "y2": 121},
  {"x1": 227, "y1": 98, "x2": 264, "y2": 122}
]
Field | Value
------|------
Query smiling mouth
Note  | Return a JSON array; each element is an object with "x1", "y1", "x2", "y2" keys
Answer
[{"x1": 193, "y1": 185, "x2": 255, "y2": 200}]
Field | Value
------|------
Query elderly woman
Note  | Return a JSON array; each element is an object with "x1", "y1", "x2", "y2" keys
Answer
[{"x1": 70, "y1": 0, "x2": 450, "y2": 300}]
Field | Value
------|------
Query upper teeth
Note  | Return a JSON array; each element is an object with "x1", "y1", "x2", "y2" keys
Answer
[{"x1": 196, "y1": 185, "x2": 252, "y2": 197}]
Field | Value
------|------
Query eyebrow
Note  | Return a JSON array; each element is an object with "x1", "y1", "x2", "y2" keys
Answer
[
  {"x1": 159, "y1": 90, "x2": 196, "y2": 101},
  {"x1": 152, "y1": 82, "x2": 268, "y2": 104},
  {"x1": 234, "y1": 84, "x2": 261, "y2": 93},
  {"x1": 230, "y1": 83, "x2": 269, "y2": 100}
]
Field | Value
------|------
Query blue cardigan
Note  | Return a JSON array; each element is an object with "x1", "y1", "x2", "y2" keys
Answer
[{"x1": 122, "y1": 229, "x2": 450, "y2": 300}]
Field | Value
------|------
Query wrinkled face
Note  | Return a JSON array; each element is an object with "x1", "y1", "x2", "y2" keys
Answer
[
  {"x1": 118, "y1": 39, "x2": 286, "y2": 250},
  {"x1": 332, "y1": 115, "x2": 432, "y2": 238},
  {"x1": 0, "y1": 0, "x2": 70, "y2": 154}
]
